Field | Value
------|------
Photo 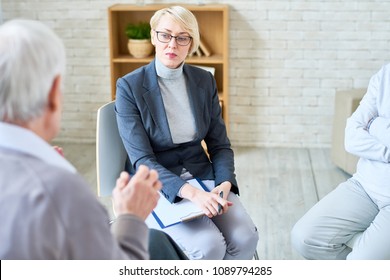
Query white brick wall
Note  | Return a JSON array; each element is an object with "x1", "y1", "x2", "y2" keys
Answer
[{"x1": 3, "y1": 0, "x2": 390, "y2": 147}]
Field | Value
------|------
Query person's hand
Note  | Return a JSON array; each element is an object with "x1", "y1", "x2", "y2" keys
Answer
[
  {"x1": 181, "y1": 182, "x2": 233, "y2": 218},
  {"x1": 211, "y1": 181, "x2": 233, "y2": 214},
  {"x1": 53, "y1": 146, "x2": 64, "y2": 157},
  {"x1": 211, "y1": 181, "x2": 232, "y2": 198},
  {"x1": 112, "y1": 165, "x2": 162, "y2": 220}
]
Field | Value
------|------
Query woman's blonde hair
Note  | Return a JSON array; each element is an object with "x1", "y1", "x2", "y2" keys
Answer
[{"x1": 150, "y1": 6, "x2": 200, "y2": 55}]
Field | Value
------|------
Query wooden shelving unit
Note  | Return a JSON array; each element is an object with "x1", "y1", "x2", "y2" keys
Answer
[{"x1": 108, "y1": 3, "x2": 229, "y2": 126}]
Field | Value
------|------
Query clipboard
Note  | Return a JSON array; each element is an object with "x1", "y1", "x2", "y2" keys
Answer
[{"x1": 150, "y1": 178, "x2": 209, "y2": 229}]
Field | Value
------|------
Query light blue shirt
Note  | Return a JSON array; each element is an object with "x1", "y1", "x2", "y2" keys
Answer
[
  {"x1": 0, "y1": 122, "x2": 76, "y2": 173},
  {"x1": 345, "y1": 63, "x2": 390, "y2": 201}
]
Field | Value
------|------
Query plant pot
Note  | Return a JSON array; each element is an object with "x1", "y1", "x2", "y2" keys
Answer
[{"x1": 127, "y1": 39, "x2": 154, "y2": 58}]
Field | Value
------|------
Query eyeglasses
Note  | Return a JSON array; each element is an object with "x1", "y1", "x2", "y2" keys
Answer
[{"x1": 154, "y1": 31, "x2": 192, "y2": 46}]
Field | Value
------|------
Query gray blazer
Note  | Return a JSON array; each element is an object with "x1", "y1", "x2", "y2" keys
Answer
[{"x1": 115, "y1": 59, "x2": 238, "y2": 203}]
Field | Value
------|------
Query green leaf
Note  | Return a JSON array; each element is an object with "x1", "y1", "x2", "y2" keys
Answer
[{"x1": 125, "y1": 22, "x2": 151, "y2": 39}]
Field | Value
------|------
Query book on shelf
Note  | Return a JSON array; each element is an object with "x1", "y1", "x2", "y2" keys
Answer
[
  {"x1": 195, "y1": 48, "x2": 202, "y2": 57},
  {"x1": 199, "y1": 38, "x2": 212, "y2": 57},
  {"x1": 189, "y1": 37, "x2": 212, "y2": 58}
]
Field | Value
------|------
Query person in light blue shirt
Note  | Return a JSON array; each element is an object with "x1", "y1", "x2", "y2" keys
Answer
[{"x1": 291, "y1": 63, "x2": 390, "y2": 260}]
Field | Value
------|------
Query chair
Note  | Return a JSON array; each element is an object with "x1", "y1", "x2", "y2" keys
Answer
[
  {"x1": 96, "y1": 100, "x2": 127, "y2": 197},
  {"x1": 95, "y1": 100, "x2": 259, "y2": 259}
]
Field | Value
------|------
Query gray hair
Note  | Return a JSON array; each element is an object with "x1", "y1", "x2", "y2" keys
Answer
[
  {"x1": 0, "y1": 19, "x2": 66, "y2": 122},
  {"x1": 150, "y1": 6, "x2": 200, "y2": 55}
]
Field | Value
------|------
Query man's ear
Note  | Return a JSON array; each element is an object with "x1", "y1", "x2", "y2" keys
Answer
[{"x1": 48, "y1": 75, "x2": 62, "y2": 112}]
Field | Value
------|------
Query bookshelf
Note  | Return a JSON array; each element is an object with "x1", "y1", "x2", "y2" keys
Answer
[{"x1": 107, "y1": 3, "x2": 230, "y2": 128}]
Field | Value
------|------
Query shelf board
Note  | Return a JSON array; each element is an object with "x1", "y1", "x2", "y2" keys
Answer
[{"x1": 186, "y1": 54, "x2": 224, "y2": 64}]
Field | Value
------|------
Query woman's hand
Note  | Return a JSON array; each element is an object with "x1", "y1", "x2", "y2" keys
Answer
[
  {"x1": 180, "y1": 182, "x2": 233, "y2": 218},
  {"x1": 211, "y1": 181, "x2": 233, "y2": 214}
]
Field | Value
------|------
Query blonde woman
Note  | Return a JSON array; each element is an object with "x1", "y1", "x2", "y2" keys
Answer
[{"x1": 116, "y1": 6, "x2": 259, "y2": 260}]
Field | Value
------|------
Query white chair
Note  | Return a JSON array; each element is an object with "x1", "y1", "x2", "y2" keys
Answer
[{"x1": 96, "y1": 100, "x2": 127, "y2": 197}]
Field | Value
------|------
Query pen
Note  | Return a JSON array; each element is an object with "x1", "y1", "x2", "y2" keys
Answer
[{"x1": 218, "y1": 191, "x2": 224, "y2": 213}]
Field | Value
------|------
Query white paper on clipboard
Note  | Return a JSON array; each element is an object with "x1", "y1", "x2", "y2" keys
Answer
[{"x1": 150, "y1": 178, "x2": 209, "y2": 228}]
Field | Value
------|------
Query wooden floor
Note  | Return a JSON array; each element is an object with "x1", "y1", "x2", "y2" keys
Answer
[{"x1": 56, "y1": 142, "x2": 351, "y2": 260}]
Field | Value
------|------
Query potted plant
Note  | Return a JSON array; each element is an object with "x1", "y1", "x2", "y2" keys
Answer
[{"x1": 125, "y1": 22, "x2": 153, "y2": 58}]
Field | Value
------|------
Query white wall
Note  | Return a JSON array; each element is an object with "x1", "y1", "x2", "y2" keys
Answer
[
  {"x1": 3, "y1": 0, "x2": 390, "y2": 147},
  {"x1": 0, "y1": 0, "x2": 3, "y2": 23}
]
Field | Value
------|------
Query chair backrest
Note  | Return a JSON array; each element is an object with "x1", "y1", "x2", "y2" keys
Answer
[{"x1": 96, "y1": 101, "x2": 127, "y2": 196}]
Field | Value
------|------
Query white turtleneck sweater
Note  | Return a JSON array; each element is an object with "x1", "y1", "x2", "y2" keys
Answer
[{"x1": 155, "y1": 58, "x2": 196, "y2": 144}]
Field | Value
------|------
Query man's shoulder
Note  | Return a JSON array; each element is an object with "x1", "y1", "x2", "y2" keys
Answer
[
  {"x1": 1, "y1": 151, "x2": 97, "y2": 215},
  {"x1": 7, "y1": 153, "x2": 93, "y2": 203}
]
